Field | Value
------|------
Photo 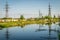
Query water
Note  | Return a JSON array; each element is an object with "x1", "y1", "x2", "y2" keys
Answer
[{"x1": 0, "y1": 23, "x2": 60, "y2": 40}]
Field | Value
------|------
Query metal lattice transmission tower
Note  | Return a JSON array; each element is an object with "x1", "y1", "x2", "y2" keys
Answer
[
  {"x1": 48, "y1": 3, "x2": 51, "y2": 17},
  {"x1": 39, "y1": 10, "x2": 42, "y2": 18},
  {"x1": 5, "y1": 0, "x2": 9, "y2": 18}
]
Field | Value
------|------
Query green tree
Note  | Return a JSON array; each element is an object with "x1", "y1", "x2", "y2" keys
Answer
[
  {"x1": 44, "y1": 16, "x2": 52, "y2": 19},
  {"x1": 20, "y1": 15, "x2": 25, "y2": 19},
  {"x1": 54, "y1": 15, "x2": 56, "y2": 18}
]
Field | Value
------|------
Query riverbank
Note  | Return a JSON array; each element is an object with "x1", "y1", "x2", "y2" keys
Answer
[{"x1": 0, "y1": 18, "x2": 59, "y2": 28}]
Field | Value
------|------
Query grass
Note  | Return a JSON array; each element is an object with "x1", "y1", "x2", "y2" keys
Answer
[{"x1": 0, "y1": 18, "x2": 59, "y2": 28}]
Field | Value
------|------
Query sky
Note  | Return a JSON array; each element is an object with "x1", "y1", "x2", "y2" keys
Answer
[{"x1": 0, "y1": 0, "x2": 60, "y2": 18}]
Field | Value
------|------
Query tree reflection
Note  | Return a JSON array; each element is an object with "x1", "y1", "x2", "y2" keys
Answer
[
  {"x1": 58, "y1": 15, "x2": 60, "y2": 40},
  {"x1": 0, "y1": 27, "x2": 2, "y2": 30},
  {"x1": 0, "y1": 25, "x2": 6, "y2": 30},
  {"x1": 58, "y1": 16, "x2": 60, "y2": 26},
  {"x1": 20, "y1": 25, "x2": 25, "y2": 28}
]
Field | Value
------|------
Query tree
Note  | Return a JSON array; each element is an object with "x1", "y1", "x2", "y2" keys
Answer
[
  {"x1": 44, "y1": 16, "x2": 52, "y2": 19},
  {"x1": 20, "y1": 15, "x2": 25, "y2": 19},
  {"x1": 54, "y1": 15, "x2": 56, "y2": 18}
]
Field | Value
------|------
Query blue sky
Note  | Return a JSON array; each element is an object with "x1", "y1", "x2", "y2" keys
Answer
[{"x1": 0, "y1": 0, "x2": 60, "y2": 18}]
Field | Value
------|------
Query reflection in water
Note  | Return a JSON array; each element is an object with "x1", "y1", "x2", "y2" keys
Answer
[
  {"x1": 58, "y1": 21, "x2": 60, "y2": 27},
  {"x1": 58, "y1": 16, "x2": 60, "y2": 40},
  {"x1": 58, "y1": 16, "x2": 60, "y2": 27},
  {"x1": 39, "y1": 23, "x2": 58, "y2": 40},
  {"x1": 35, "y1": 24, "x2": 47, "y2": 32},
  {"x1": 58, "y1": 15, "x2": 60, "y2": 26},
  {"x1": 48, "y1": 24, "x2": 51, "y2": 35},
  {"x1": 6, "y1": 28, "x2": 9, "y2": 40},
  {"x1": 48, "y1": 24, "x2": 57, "y2": 40},
  {"x1": 20, "y1": 25, "x2": 25, "y2": 28},
  {"x1": 0, "y1": 27, "x2": 2, "y2": 30},
  {"x1": 58, "y1": 15, "x2": 60, "y2": 40},
  {"x1": 0, "y1": 25, "x2": 5, "y2": 30},
  {"x1": 0, "y1": 23, "x2": 60, "y2": 40}
]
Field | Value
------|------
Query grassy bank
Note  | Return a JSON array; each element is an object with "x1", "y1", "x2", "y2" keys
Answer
[{"x1": 0, "y1": 18, "x2": 59, "y2": 28}]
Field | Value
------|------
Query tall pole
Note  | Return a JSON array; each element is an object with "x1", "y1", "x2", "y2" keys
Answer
[
  {"x1": 48, "y1": 3, "x2": 52, "y2": 23},
  {"x1": 39, "y1": 10, "x2": 42, "y2": 18},
  {"x1": 48, "y1": 3, "x2": 51, "y2": 17},
  {"x1": 39, "y1": 10, "x2": 40, "y2": 18},
  {"x1": 5, "y1": 0, "x2": 9, "y2": 18}
]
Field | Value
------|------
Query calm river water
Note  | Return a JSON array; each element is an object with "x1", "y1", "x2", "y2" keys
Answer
[{"x1": 0, "y1": 23, "x2": 60, "y2": 40}]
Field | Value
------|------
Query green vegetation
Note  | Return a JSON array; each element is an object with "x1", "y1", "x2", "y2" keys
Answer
[
  {"x1": 0, "y1": 15, "x2": 60, "y2": 28},
  {"x1": 20, "y1": 15, "x2": 25, "y2": 20},
  {"x1": 58, "y1": 33, "x2": 60, "y2": 40},
  {"x1": 44, "y1": 16, "x2": 52, "y2": 19}
]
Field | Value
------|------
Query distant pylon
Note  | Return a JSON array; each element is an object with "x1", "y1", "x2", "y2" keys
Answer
[
  {"x1": 5, "y1": 0, "x2": 9, "y2": 18},
  {"x1": 48, "y1": 3, "x2": 51, "y2": 17},
  {"x1": 39, "y1": 10, "x2": 42, "y2": 18}
]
